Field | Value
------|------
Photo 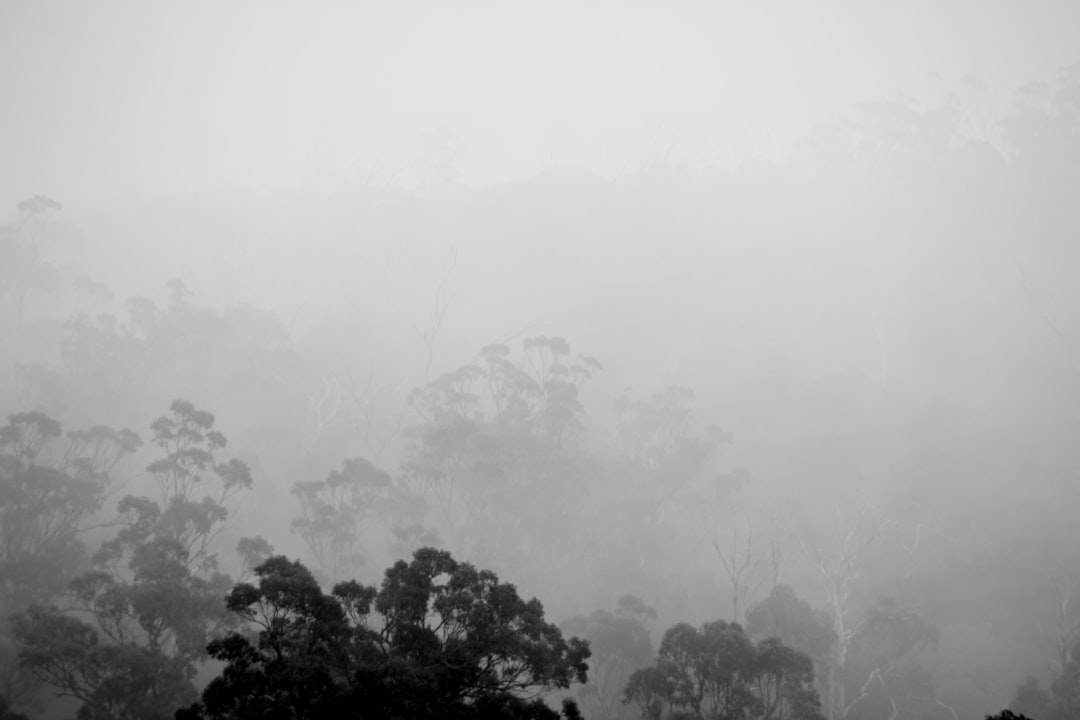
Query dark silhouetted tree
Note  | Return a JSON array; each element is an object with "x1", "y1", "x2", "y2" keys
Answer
[{"x1": 180, "y1": 547, "x2": 590, "y2": 719}]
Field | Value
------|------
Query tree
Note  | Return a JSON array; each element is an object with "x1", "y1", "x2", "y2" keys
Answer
[
  {"x1": 12, "y1": 401, "x2": 257, "y2": 720},
  {"x1": 842, "y1": 598, "x2": 943, "y2": 720},
  {"x1": 754, "y1": 637, "x2": 825, "y2": 720},
  {"x1": 746, "y1": 585, "x2": 836, "y2": 664},
  {"x1": 180, "y1": 547, "x2": 591, "y2": 719},
  {"x1": 0, "y1": 412, "x2": 140, "y2": 611},
  {"x1": 291, "y1": 456, "x2": 430, "y2": 583},
  {"x1": 714, "y1": 504, "x2": 766, "y2": 626},
  {"x1": 610, "y1": 386, "x2": 733, "y2": 591},
  {"x1": 0, "y1": 222, "x2": 61, "y2": 327},
  {"x1": 1002, "y1": 63, "x2": 1080, "y2": 188},
  {"x1": 11, "y1": 605, "x2": 197, "y2": 720},
  {"x1": 798, "y1": 496, "x2": 887, "y2": 720},
  {"x1": 988, "y1": 712, "x2": 1033, "y2": 720},
  {"x1": 0, "y1": 693, "x2": 29, "y2": 720},
  {"x1": 1009, "y1": 676, "x2": 1053, "y2": 720},
  {"x1": 624, "y1": 618, "x2": 822, "y2": 720},
  {"x1": 562, "y1": 595, "x2": 656, "y2": 720},
  {"x1": 404, "y1": 337, "x2": 599, "y2": 568},
  {"x1": 0, "y1": 412, "x2": 140, "y2": 711},
  {"x1": 746, "y1": 584, "x2": 836, "y2": 708},
  {"x1": 1010, "y1": 641, "x2": 1080, "y2": 720}
]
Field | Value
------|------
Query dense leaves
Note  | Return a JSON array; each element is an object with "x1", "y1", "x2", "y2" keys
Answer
[
  {"x1": 624, "y1": 619, "x2": 823, "y2": 720},
  {"x1": 181, "y1": 548, "x2": 590, "y2": 719}
]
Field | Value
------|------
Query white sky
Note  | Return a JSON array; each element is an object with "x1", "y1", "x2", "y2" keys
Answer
[{"x1": 2, "y1": 0, "x2": 1078, "y2": 213}]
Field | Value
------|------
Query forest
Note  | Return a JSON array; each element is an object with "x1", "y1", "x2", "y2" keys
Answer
[{"x1": 3, "y1": 6, "x2": 1080, "y2": 719}]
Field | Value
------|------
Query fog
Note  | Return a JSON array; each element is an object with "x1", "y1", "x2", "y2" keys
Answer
[
  {"x1": 2, "y1": 3, "x2": 1080, "y2": 720},
  {"x1": 4, "y1": 1, "x2": 1077, "y2": 209}
]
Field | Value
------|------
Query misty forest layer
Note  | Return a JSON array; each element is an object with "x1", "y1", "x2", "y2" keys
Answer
[{"x1": 2, "y1": 62, "x2": 1080, "y2": 720}]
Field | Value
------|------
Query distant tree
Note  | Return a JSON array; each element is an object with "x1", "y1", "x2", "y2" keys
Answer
[
  {"x1": 754, "y1": 637, "x2": 826, "y2": 720},
  {"x1": 798, "y1": 496, "x2": 888, "y2": 720},
  {"x1": 290, "y1": 456, "x2": 431, "y2": 583},
  {"x1": 842, "y1": 598, "x2": 944, "y2": 720},
  {"x1": 15, "y1": 283, "x2": 305, "y2": 431},
  {"x1": 562, "y1": 595, "x2": 656, "y2": 720},
  {"x1": 624, "y1": 618, "x2": 822, "y2": 720},
  {"x1": 12, "y1": 401, "x2": 258, "y2": 720},
  {"x1": 1010, "y1": 640, "x2": 1080, "y2": 720},
  {"x1": 746, "y1": 585, "x2": 836, "y2": 663},
  {"x1": 746, "y1": 584, "x2": 836, "y2": 708},
  {"x1": 0, "y1": 223, "x2": 61, "y2": 327},
  {"x1": 1010, "y1": 676, "x2": 1053, "y2": 720},
  {"x1": 1002, "y1": 63, "x2": 1080, "y2": 187},
  {"x1": 713, "y1": 502, "x2": 767, "y2": 625},
  {"x1": 179, "y1": 547, "x2": 591, "y2": 719},
  {"x1": 0, "y1": 412, "x2": 140, "y2": 711},
  {"x1": 404, "y1": 337, "x2": 599, "y2": 569},
  {"x1": 610, "y1": 385, "x2": 733, "y2": 594},
  {"x1": 0, "y1": 412, "x2": 140, "y2": 610},
  {"x1": 15, "y1": 195, "x2": 62, "y2": 218},
  {"x1": 14, "y1": 195, "x2": 63, "y2": 248}
]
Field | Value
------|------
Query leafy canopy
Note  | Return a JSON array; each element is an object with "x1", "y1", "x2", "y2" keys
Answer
[{"x1": 183, "y1": 547, "x2": 591, "y2": 720}]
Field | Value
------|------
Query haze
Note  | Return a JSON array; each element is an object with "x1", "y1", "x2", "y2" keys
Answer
[
  {"x1": 4, "y1": 1, "x2": 1078, "y2": 209},
  {"x1": 2, "y1": 2, "x2": 1080, "y2": 720}
]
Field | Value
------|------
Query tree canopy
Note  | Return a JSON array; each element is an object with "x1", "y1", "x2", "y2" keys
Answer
[
  {"x1": 179, "y1": 547, "x2": 590, "y2": 720},
  {"x1": 624, "y1": 618, "x2": 823, "y2": 720}
]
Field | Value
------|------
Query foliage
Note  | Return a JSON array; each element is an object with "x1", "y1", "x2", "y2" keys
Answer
[
  {"x1": 562, "y1": 595, "x2": 657, "y2": 720},
  {"x1": 1002, "y1": 63, "x2": 1080, "y2": 186},
  {"x1": 624, "y1": 618, "x2": 822, "y2": 720},
  {"x1": 11, "y1": 605, "x2": 197, "y2": 720},
  {"x1": 291, "y1": 456, "x2": 431, "y2": 583},
  {"x1": 0, "y1": 411, "x2": 140, "y2": 709},
  {"x1": 0, "y1": 693, "x2": 29, "y2": 720},
  {"x1": 746, "y1": 585, "x2": 836, "y2": 663},
  {"x1": 404, "y1": 337, "x2": 599, "y2": 565},
  {"x1": 1010, "y1": 641, "x2": 1080, "y2": 720},
  {"x1": 1010, "y1": 676, "x2": 1053, "y2": 720},
  {"x1": 0, "y1": 223, "x2": 61, "y2": 325},
  {"x1": 842, "y1": 598, "x2": 942, "y2": 720},
  {"x1": 609, "y1": 386, "x2": 734, "y2": 592},
  {"x1": 179, "y1": 547, "x2": 591, "y2": 719},
  {"x1": 11, "y1": 401, "x2": 257, "y2": 720},
  {"x1": 0, "y1": 411, "x2": 140, "y2": 610},
  {"x1": 17, "y1": 284, "x2": 304, "y2": 430}
]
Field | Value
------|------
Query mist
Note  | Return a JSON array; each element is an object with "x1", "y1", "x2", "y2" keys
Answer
[{"x1": 2, "y1": 2, "x2": 1080, "y2": 720}]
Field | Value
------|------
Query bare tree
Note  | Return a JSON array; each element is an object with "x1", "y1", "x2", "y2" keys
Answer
[
  {"x1": 1051, "y1": 567, "x2": 1080, "y2": 682},
  {"x1": 799, "y1": 495, "x2": 888, "y2": 720},
  {"x1": 341, "y1": 365, "x2": 408, "y2": 467},
  {"x1": 303, "y1": 372, "x2": 347, "y2": 451},
  {"x1": 714, "y1": 505, "x2": 766, "y2": 624},
  {"x1": 414, "y1": 249, "x2": 456, "y2": 383}
]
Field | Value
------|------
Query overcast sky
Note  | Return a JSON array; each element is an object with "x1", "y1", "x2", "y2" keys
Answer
[{"x1": 2, "y1": 0, "x2": 1078, "y2": 213}]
